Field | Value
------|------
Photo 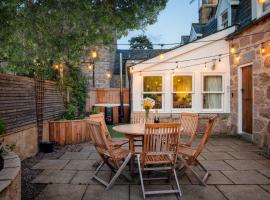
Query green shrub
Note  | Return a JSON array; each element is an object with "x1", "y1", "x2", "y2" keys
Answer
[
  {"x1": 90, "y1": 107, "x2": 100, "y2": 114},
  {"x1": 0, "y1": 119, "x2": 6, "y2": 135},
  {"x1": 60, "y1": 104, "x2": 78, "y2": 120}
]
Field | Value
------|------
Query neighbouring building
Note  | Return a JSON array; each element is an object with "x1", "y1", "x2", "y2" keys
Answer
[
  {"x1": 228, "y1": 0, "x2": 270, "y2": 149},
  {"x1": 131, "y1": 0, "x2": 270, "y2": 146}
]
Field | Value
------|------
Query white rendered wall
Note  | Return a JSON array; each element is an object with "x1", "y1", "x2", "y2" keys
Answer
[{"x1": 132, "y1": 27, "x2": 235, "y2": 114}]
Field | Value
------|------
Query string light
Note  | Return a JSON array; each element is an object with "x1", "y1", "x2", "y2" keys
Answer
[
  {"x1": 261, "y1": 43, "x2": 266, "y2": 54},
  {"x1": 87, "y1": 64, "x2": 93, "y2": 70},
  {"x1": 204, "y1": 62, "x2": 207, "y2": 71},
  {"x1": 174, "y1": 62, "x2": 180, "y2": 73},
  {"x1": 235, "y1": 53, "x2": 241, "y2": 63},
  {"x1": 159, "y1": 53, "x2": 165, "y2": 59},
  {"x1": 130, "y1": 67, "x2": 134, "y2": 74},
  {"x1": 53, "y1": 64, "x2": 59, "y2": 70},
  {"x1": 259, "y1": 0, "x2": 267, "y2": 4},
  {"x1": 230, "y1": 42, "x2": 236, "y2": 54},
  {"x1": 106, "y1": 72, "x2": 112, "y2": 79},
  {"x1": 90, "y1": 50, "x2": 97, "y2": 59}
]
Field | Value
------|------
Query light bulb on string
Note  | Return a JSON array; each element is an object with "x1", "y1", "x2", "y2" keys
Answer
[
  {"x1": 171, "y1": 69, "x2": 175, "y2": 76},
  {"x1": 90, "y1": 50, "x2": 97, "y2": 59},
  {"x1": 259, "y1": 0, "x2": 267, "y2": 4},
  {"x1": 87, "y1": 64, "x2": 93, "y2": 70},
  {"x1": 106, "y1": 72, "x2": 112, "y2": 79},
  {"x1": 235, "y1": 53, "x2": 241, "y2": 63},
  {"x1": 130, "y1": 67, "x2": 134, "y2": 74},
  {"x1": 204, "y1": 62, "x2": 207, "y2": 71},
  {"x1": 261, "y1": 43, "x2": 266, "y2": 54},
  {"x1": 230, "y1": 43, "x2": 236, "y2": 54},
  {"x1": 174, "y1": 62, "x2": 180, "y2": 73},
  {"x1": 53, "y1": 64, "x2": 59, "y2": 70},
  {"x1": 159, "y1": 44, "x2": 165, "y2": 59}
]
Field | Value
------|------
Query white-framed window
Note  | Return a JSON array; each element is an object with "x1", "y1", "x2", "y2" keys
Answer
[
  {"x1": 172, "y1": 75, "x2": 193, "y2": 109},
  {"x1": 263, "y1": 0, "x2": 270, "y2": 12},
  {"x1": 202, "y1": 75, "x2": 224, "y2": 110},
  {"x1": 221, "y1": 10, "x2": 228, "y2": 29},
  {"x1": 142, "y1": 75, "x2": 163, "y2": 109}
]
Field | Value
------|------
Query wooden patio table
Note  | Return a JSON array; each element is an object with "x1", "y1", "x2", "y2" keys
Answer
[
  {"x1": 112, "y1": 123, "x2": 183, "y2": 173},
  {"x1": 112, "y1": 123, "x2": 145, "y2": 173}
]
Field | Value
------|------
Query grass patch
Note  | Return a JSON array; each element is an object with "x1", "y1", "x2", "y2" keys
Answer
[{"x1": 107, "y1": 124, "x2": 124, "y2": 138}]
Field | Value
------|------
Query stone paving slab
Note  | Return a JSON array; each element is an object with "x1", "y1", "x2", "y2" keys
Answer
[
  {"x1": 64, "y1": 159, "x2": 96, "y2": 170},
  {"x1": 199, "y1": 160, "x2": 234, "y2": 170},
  {"x1": 261, "y1": 185, "x2": 270, "y2": 193},
  {"x1": 222, "y1": 170, "x2": 270, "y2": 184},
  {"x1": 206, "y1": 145, "x2": 236, "y2": 152},
  {"x1": 175, "y1": 185, "x2": 226, "y2": 200},
  {"x1": 35, "y1": 184, "x2": 87, "y2": 200},
  {"x1": 82, "y1": 184, "x2": 129, "y2": 200},
  {"x1": 257, "y1": 159, "x2": 270, "y2": 168},
  {"x1": 218, "y1": 185, "x2": 270, "y2": 200},
  {"x1": 32, "y1": 159, "x2": 70, "y2": 170},
  {"x1": 70, "y1": 170, "x2": 111, "y2": 185},
  {"x1": 225, "y1": 160, "x2": 268, "y2": 170},
  {"x1": 88, "y1": 152, "x2": 100, "y2": 160},
  {"x1": 80, "y1": 145, "x2": 96, "y2": 152},
  {"x1": 32, "y1": 170, "x2": 77, "y2": 184},
  {"x1": 258, "y1": 170, "x2": 270, "y2": 178},
  {"x1": 60, "y1": 152, "x2": 91, "y2": 160},
  {"x1": 130, "y1": 185, "x2": 178, "y2": 200},
  {"x1": 228, "y1": 151, "x2": 265, "y2": 160},
  {"x1": 186, "y1": 170, "x2": 233, "y2": 185},
  {"x1": 201, "y1": 152, "x2": 234, "y2": 160}
]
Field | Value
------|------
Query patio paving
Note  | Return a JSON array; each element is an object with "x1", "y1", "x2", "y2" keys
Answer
[{"x1": 32, "y1": 137, "x2": 270, "y2": 200}]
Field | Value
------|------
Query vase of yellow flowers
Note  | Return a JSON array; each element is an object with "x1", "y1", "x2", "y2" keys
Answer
[{"x1": 143, "y1": 98, "x2": 155, "y2": 123}]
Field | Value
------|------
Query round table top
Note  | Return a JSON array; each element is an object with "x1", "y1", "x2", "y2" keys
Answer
[{"x1": 112, "y1": 124, "x2": 145, "y2": 136}]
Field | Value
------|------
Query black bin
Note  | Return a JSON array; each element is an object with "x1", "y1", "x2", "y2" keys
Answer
[
  {"x1": 105, "y1": 107, "x2": 114, "y2": 125},
  {"x1": 39, "y1": 142, "x2": 54, "y2": 153}
]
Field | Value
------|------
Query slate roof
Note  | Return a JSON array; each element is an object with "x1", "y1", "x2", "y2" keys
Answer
[
  {"x1": 113, "y1": 49, "x2": 168, "y2": 74},
  {"x1": 181, "y1": 35, "x2": 190, "y2": 45},
  {"x1": 183, "y1": 0, "x2": 252, "y2": 44}
]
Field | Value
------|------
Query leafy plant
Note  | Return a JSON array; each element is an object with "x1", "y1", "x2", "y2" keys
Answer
[
  {"x1": 129, "y1": 35, "x2": 153, "y2": 50},
  {"x1": 90, "y1": 107, "x2": 100, "y2": 115},
  {"x1": 0, "y1": 119, "x2": 6, "y2": 135},
  {"x1": 0, "y1": 0, "x2": 168, "y2": 78},
  {"x1": 60, "y1": 104, "x2": 78, "y2": 120}
]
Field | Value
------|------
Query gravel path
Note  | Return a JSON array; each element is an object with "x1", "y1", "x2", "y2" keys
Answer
[{"x1": 21, "y1": 143, "x2": 87, "y2": 200}]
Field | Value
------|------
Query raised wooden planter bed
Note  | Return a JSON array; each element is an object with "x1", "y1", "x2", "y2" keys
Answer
[{"x1": 49, "y1": 119, "x2": 91, "y2": 145}]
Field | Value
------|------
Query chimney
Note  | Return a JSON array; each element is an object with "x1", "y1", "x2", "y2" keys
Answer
[{"x1": 199, "y1": 0, "x2": 218, "y2": 24}]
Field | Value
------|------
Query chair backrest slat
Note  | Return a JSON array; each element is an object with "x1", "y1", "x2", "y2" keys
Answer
[
  {"x1": 131, "y1": 111, "x2": 154, "y2": 124},
  {"x1": 88, "y1": 121, "x2": 110, "y2": 153},
  {"x1": 143, "y1": 123, "x2": 181, "y2": 163},
  {"x1": 89, "y1": 113, "x2": 111, "y2": 139},
  {"x1": 179, "y1": 113, "x2": 199, "y2": 146},
  {"x1": 192, "y1": 116, "x2": 217, "y2": 160}
]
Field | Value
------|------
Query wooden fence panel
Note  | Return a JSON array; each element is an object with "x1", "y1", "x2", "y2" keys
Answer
[{"x1": 0, "y1": 73, "x2": 65, "y2": 133}]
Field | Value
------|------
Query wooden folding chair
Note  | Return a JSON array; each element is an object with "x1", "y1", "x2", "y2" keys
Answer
[
  {"x1": 88, "y1": 121, "x2": 132, "y2": 190},
  {"x1": 89, "y1": 113, "x2": 128, "y2": 147},
  {"x1": 137, "y1": 123, "x2": 182, "y2": 199},
  {"x1": 179, "y1": 113, "x2": 199, "y2": 147},
  {"x1": 177, "y1": 116, "x2": 217, "y2": 186}
]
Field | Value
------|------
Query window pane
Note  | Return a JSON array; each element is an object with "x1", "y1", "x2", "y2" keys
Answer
[
  {"x1": 143, "y1": 94, "x2": 162, "y2": 109},
  {"x1": 203, "y1": 94, "x2": 222, "y2": 109},
  {"x1": 143, "y1": 76, "x2": 162, "y2": 92},
  {"x1": 203, "y1": 76, "x2": 222, "y2": 92},
  {"x1": 173, "y1": 93, "x2": 192, "y2": 109},
  {"x1": 173, "y1": 76, "x2": 192, "y2": 92}
]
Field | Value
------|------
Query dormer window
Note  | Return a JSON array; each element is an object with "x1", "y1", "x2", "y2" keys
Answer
[
  {"x1": 263, "y1": 0, "x2": 270, "y2": 12},
  {"x1": 221, "y1": 10, "x2": 228, "y2": 29}
]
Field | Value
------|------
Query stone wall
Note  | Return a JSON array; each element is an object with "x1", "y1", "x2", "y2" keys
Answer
[
  {"x1": 0, "y1": 152, "x2": 21, "y2": 200},
  {"x1": 0, "y1": 122, "x2": 50, "y2": 160},
  {"x1": 229, "y1": 16, "x2": 270, "y2": 148},
  {"x1": 148, "y1": 113, "x2": 230, "y2": 135},
  {"x1": 81, "y1": 45, "x2": 116, "y2": 89}
]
